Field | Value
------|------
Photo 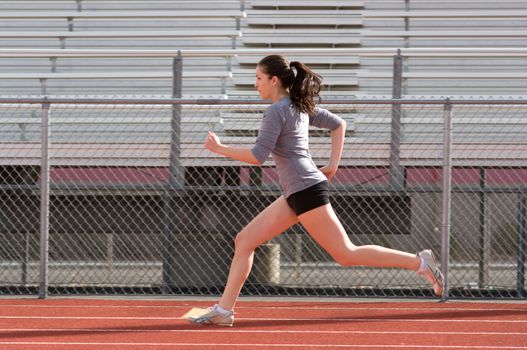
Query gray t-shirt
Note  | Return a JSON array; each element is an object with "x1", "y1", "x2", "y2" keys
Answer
[{"x1": 251, "y1": 96, "x2": 344, "y2": 198}]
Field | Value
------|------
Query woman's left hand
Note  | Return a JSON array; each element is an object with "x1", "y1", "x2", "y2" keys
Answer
[
  {"x1": 204, "y1": 131, "x2": 222, "y2": 153},
  {"x1": 319, "y1": 164, "x2": 338, "y2": 181}
]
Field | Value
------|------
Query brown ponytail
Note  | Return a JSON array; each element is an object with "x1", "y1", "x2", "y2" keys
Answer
[{"x1": 257, "y1": 55, "x2": 322, "y2": 115}]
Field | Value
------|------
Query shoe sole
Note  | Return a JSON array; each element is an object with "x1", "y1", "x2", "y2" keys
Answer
[
  {"x1": 188, "y1": 316, "x2": 234, "y2": 327},
  {"x1": 427, "y1": 250, "x2": 444, "y2": 297}
]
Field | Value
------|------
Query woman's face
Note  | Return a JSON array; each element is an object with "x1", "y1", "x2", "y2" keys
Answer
[{"x1": 255, "y1": 65, "x2": 274, "y2": 99}]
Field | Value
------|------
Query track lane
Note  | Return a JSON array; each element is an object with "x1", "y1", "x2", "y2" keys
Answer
[{"x1": 0, "y1": 299, "x2": 525, "y2": 350}]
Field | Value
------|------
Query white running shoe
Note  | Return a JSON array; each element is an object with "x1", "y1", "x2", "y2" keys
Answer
[
  {"x1": 417, "y1": 249, "x2": 444, "y2": 297},
  {"x1": 188, "y1": 304, "x2": 234, "y2": 327}
]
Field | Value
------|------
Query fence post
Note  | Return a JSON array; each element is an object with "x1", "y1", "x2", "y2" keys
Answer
[
  {"x1": 441, "y1": 99, "x2": 453, "y2": 300},
  {"x1": 162, "y1": 52, "x2": 184, "y2": 291},
  {"x1": 170, "y1": 52, "x2": 184, "y2": 188},
  {"x1": 38, "y1": 97, "x2": 51, "y2": 299},
  {"x1": 518, "y1": 193, "x2": 526, "y2": 298},
  {"x1": 389, "y1": 49, "x2": 404, "y2": 191},
  {"x1": 478, "y1": 168, "x2": 491, "y2": 288}
]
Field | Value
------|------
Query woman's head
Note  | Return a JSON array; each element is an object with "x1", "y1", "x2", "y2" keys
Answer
[{"x1": 256, "y1": 55, "x2": 322, "y2": 115}]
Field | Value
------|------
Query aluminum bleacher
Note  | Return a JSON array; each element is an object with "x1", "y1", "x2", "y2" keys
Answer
[
  {"x1": 0, "y1": 0, "x2": 244, "y2": 97},
  {"x1": 2, "y1": 0, "x2": 526, "y2": 97},
  {"x1": 237, "y1": 0, "x2": 527, "y2": 97},
  {"x1": 356, "y1": 1, "x2": 527, "y2": 95},
  {"x1": 0, "y1": 0, "x2": 526, "y2": 170},
  {"x1": 235, "y1": 0, "x2": 365, "y2": 98}
]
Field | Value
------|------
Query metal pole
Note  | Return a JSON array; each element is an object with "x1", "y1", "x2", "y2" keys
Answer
[
  {"x1": 162, "y1": 51, "x2": 184, "y2": 291},
  {"x1": 21, "y1": 117, "x2": 29, "y2": 286},
  {"x1": 389, "y1": 49, "x2": 404, "y2": 191},
  {"x1": 441, "y1": 99, "x2": 453, "y2": 301},
  {"x1": 478, "y1": 168, "x2": 490, "y2": 288},
  {"x1": 38, "y1": 98, "x2": 51, "y2": 299},
  {"x1": 170, "y1": 52, "x2": 184, "y2": 188},
  {"x1": 518, "y1": 193, "x2": 526, "y2": 298}
]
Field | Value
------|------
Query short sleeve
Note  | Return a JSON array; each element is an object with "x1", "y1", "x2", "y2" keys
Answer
[
  {"x1": 309, "y1": 107, "x2": 344, "y2": 130},
  {"x1": 251, "y1": 107, "x2": 284, "y2": 164}
]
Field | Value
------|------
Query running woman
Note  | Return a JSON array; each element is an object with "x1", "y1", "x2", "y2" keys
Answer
[{"x1": 189, "y1": 55, "x2": 444, "y2": 327}]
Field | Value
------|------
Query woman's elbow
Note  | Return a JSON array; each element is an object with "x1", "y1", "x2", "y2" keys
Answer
[
  {"x1": 248, "y1": 150, "x2": 262, "y2": 166},
  {"x1": 332, "y1": 119, "x2": 346, "y2": 132},
  {"x1": 250, "y1": 158, "x2": 262, "y2": 166}
]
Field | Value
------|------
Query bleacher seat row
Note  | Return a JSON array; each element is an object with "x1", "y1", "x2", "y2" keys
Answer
[{"x1": 0, "y1": 0, "x2": 526, "y2": 96}]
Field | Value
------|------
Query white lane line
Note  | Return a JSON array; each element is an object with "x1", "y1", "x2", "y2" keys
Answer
[
  {"x1": 0, "y1": 316, "x2": 174, "y2": 320},
  {"x1": 0, "y1": 304, "x2": 525, "y2": 312},
  {"x1": 0, "y1": 342, "x2": 525, "y2": 349},
  {"x1": 0, "y1": 316, "x2": 525, "y2": 323},
  {"x1": 0, "y1": 328, "x2": 525, "y2": 336}
]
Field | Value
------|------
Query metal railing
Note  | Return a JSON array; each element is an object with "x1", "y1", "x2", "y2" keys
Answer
[
  {"x1": 0, "y1": 96, "x2": 526, "y2": 300},
  {"x1": 1, "y1": 48, "x2": 526, "y2": 97}
]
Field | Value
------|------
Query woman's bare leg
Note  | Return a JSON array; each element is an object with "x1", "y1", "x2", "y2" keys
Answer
[
  {"x1": 218, "y1": 196, "x2": 298, "y2": 310},
  {"x1": 298, "y1": 203, "x2": 420, "y2": 270}
]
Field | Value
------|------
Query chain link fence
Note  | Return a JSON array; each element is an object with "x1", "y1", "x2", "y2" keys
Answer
[{"x1": 0, "y1": 97, "x2": 526, "y2": 299}]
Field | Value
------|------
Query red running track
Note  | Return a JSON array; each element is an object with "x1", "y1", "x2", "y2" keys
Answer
[{"x1": 0, "y1": 298, "x2": 525, "y2": 349}]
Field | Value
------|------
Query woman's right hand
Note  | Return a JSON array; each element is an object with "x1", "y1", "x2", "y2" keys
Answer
[{"x1": 204, "y1": 131, "x2": 222, "y2": 153}]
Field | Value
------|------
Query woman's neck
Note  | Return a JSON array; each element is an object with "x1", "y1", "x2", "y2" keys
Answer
[{"x1": 271, "y1": 89, "x2": 289, "y2": 103}]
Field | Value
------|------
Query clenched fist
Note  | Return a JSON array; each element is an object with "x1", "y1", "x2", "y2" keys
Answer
[{"x1": 204, "y1": 131, "x2": 222, "y2": 153}]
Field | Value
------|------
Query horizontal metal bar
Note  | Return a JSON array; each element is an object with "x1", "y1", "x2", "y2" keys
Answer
[
  {"x1": 0, "y1": 97, "x2": 526, "y2": 105},
  {"x1": 0, "y1": 10, "x2": 246, "y2": 19},
  {"x1": 361, "y1": 10, "x2": 527, "y2": 18},
  {"x1": 0, "y1": 48, "x2": 527, "y2": 58},
  {"x1": 1, "y1": 183, "x2": 525, "y2": 195},
  {"x1": 0, "y1": 30, "x2": 242, "y2": 39}
]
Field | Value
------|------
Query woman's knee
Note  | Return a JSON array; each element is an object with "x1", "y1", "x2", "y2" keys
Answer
[
  {"x1": 332, "y1": 246, "x2": 358, "y2": 267},
  {"x1": 234, "y1": 231, "x2": 257, "y2": 254},
  {"x1": 333, "y1": 255, "x2": 354, "y2": 267}
]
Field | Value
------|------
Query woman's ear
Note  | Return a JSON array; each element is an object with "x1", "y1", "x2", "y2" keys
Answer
[{"x1": 271, "y1": 75, "x2": 279, "y2": 87}]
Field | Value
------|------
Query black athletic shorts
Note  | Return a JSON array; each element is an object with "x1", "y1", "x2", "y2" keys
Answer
[{"x1": 286, "y1": 180, "x2": 330, "y2": 216}]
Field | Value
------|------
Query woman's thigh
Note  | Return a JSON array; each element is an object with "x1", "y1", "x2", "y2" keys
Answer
[
  {"x1": 235, "y1": 195, "x2": 298, "y2": 252},
  {"x1": 297, "y1": 203, "x2": 356, "y2": 262}
]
